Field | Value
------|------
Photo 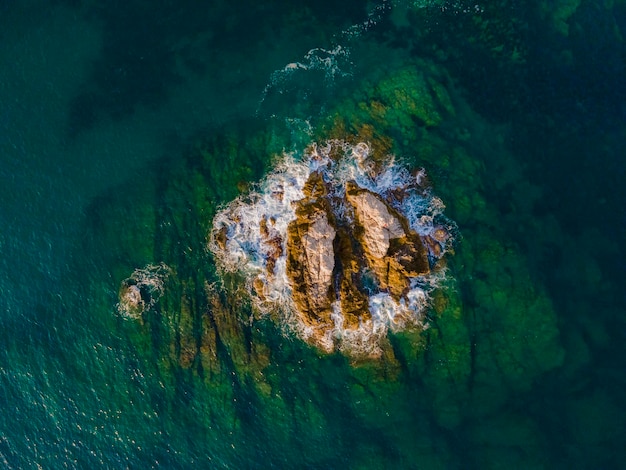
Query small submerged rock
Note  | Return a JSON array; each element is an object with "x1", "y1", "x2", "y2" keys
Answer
[
  {"x1": 209, "y1": 141, "x2": 455, "y2": 357},
  {"x1": 117, "y1": 263, "x2": 170, "y2": 320}
]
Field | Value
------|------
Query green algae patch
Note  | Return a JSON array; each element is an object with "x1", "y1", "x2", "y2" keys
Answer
[
  {"x1": 322, "y1": 60, "x2": 457, "y2": 150},
  {"x1": 539, "y1": 0, "x2": 582, "y2": 36}
]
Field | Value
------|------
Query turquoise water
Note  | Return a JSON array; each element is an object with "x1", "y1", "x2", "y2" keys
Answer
[{"x1": 1, "y1": 0, "x2": 625, "y2": 468}]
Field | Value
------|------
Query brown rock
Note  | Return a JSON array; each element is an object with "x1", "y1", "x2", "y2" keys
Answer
[
  {"x1": 422, "y1": 235, "x2": 442, "y2": 258},
  {"x1": 253, "y1": 277, "x2": 267, "y2": 301},
  {"x1": 214, "y1": 225, "x2": 228, "y2": 251},
  {"x1": 259, "y1": 216, "x2": 283, "y2": 276},
  {"x1": 334, "y1": 227, "x2": 371, "y2": 328},
  {"x1": 346, "y1": 182, "x2": 405, "y2": 258},
  {"x1": 286, "y1": 176, "x2": 336, "y2": 328},
  {"x1": 345, "y1": 182, "x2": 429, "y2": 298}
]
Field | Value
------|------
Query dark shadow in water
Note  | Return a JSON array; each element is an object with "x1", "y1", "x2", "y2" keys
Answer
[{"x1": 61, "y1": 0, "x2": 369, "y2": 137}]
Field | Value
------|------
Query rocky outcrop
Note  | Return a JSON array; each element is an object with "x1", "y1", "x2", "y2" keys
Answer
[
  {"x1": 209, "y1": 142, "x2": 454, "y2": 355},
  {"x1": 283, "y1": 171, "x2": 435, "y2": 347},
  {"x1": 286, "y1": 204, "x2": 336, "y2": 329},
  {"x1": 345, "y1": 182, "x2": 429, "y2": 298}
]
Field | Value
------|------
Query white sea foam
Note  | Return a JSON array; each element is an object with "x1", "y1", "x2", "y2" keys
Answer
[
  {"x1": 209, "y1": 141, "x2": 455, "y2": 356},
  {"x1": 340, "y1": 1, "x2": 390, "y2": 40},
  {"x1": 258, "y1": 46, "x2": 352, "y2": 114}
]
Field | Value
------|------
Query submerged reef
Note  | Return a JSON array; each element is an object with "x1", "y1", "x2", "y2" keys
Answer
[
  {"x1": 92, "y1": 51, "x2": 570, "y2": 466},
  {"x1": 209, "y1": 141, "x2": 455, "y2": 356}
]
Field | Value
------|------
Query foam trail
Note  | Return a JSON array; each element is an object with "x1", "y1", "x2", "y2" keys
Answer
[{"x1": 257, "y1": 46, "x2": 352, "y2": 115}]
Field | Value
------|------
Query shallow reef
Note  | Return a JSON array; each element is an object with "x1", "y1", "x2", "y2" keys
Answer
[{"x1": 86, "y1": 53, "x2": 569, "y2": 466}]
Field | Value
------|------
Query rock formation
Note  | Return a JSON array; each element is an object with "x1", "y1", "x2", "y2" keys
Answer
[
  {"x1": 345, "y1": 181, "x2": 430, "y2": 298},
  {"x1": 209, "y1": 141, "x2": 455, "y2": 355}
]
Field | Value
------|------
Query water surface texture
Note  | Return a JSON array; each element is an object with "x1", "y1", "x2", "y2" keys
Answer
[{"x1": 1, "y1": 0, "x2": 625, "y2": 468}]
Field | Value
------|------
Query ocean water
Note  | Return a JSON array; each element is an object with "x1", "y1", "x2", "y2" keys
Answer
[{"x1": 1, "y1": 0, "x2": 625, "y2": 468}]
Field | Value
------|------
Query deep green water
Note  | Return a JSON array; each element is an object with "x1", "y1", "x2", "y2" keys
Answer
[{"x1": 1, "y1": 0, "x2": 625, "y2": 468}]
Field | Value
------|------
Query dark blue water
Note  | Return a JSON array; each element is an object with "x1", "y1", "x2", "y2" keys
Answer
[{"x1": 1, "y1": 0, "x2": 625, "y2": 468}]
